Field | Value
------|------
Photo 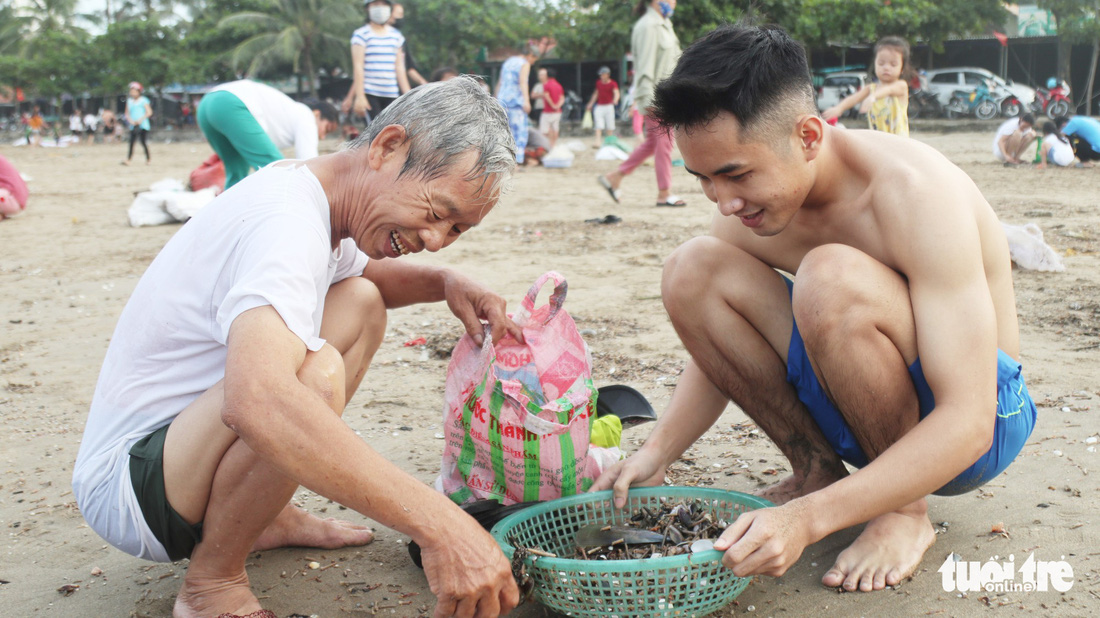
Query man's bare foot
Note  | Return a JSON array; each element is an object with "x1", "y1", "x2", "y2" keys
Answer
[
  {"x1": 758, "y1": 467, "x2": 847, "y2": 505},
  {"x1": 821, "y1": 499, "x2": 936, "y2": 591},
  {"x1": 251, "y1": 504, "x2": 374, "y2": 553},
  {"x1": 173, "y1": 570, "x2": 260, "y2": 618}
]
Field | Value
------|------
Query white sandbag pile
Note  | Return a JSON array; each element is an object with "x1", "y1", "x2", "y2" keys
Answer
[{"x1": 128, "y1": 178, "x2": 218, "y2": 227}]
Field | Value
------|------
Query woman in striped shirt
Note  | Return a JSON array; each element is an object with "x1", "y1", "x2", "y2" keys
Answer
[{"x1": 346, "y1": 0, "x2": 410, "y2": 122}]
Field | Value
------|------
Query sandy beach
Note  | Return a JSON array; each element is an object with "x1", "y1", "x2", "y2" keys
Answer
[{"x1": 1, "y1": 125, "x2": 1097, "y2": 617}]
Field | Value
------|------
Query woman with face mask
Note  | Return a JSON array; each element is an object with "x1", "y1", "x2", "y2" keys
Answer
[
  {"x1": 597, "y1": 0, "x2": 686, "y2": 207},
  {"x1": 344, "y1": 0, "x2": 410, "y2": 123}
]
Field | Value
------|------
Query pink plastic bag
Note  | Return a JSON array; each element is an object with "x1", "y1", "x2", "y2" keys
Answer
[{"x1": 439, "y1": 272, "x2": 598, "y2": 505}]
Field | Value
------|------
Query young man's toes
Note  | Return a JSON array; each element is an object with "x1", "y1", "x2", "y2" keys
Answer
[{"x1": 821, "y1": 567, "x2": 845, "y2": 588}]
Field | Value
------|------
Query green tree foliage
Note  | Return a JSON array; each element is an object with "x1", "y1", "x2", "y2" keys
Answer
[
  {"x1": 793, "y1": 0, "x2": 1004, "y2": 52},
  {"x1": 917, "y1": 0, "x2": 1008, "y2": 52},
  {"x1": 18, "y1": 0, "x2": 89, "y2": 36},
  {"x1": 400, "y1": 0, "x2": 544, "y2": 72},
  {"x1": 21, "y1": 30, "x2": 100, "y2": 96},
  {"x1": 218, "y1": 0, "x2": 361, "y2": 96},
  {"x1": 176, "y1": 0, "x2": 274, "y2": 85},
  {"x1": 95, "y1": 20, "x2": 179, "y2": 93},
  {"x1": 0, "y1": 4, "x2": 28, "y2": 56},
  {"x1": 544, "y1": 0, "x2": 750, "y2": 64},
  {"x1": 0, "y1": 0, "x2": 1025, "y2": 102}
]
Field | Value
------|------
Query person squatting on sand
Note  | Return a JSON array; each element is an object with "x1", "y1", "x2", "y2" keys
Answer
[
  {"x1": 593, "y1": 24, "x2": 1037, "y2": 593},
  {"x1": 992, "y1": 113, "x2": 1037, "y2": 165},
  {"x1": 73, "y1": 77, "x2": 522, "y2": 618}
]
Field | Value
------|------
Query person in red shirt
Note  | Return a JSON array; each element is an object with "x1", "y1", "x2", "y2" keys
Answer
[
  {"x1": 586, "y1": 66, "x2": 621, "y2": 148},
  {"x1": 538, "y1": 67, "x2": 565, "y2": 148}
]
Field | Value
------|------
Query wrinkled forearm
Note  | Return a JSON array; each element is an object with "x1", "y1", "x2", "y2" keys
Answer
[{"x1": 362, "y1": 259, "x2": 448, "y2": 308}]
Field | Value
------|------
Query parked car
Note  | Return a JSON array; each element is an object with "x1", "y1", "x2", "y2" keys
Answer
[
  {"x1": 815, "y1": 71, "x2": 868, "y2": 116},
  {"x1": 924, "y1": 67, "x2": 1035, "y2": 108}
]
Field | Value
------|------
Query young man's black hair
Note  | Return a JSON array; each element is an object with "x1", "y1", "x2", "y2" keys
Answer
[
  {"x1": 1020, "y1": 113, "x2": 1035, "y2": 126},
  {"x1": 652, "y1": 24, "x2": 815, "y2": 141},
  {"x1": 304, "y1": 99, "x2": 340, "y2": 124},
  {"x1": 1054, "y1": 115, "x2": 1070, "y2": 130}
]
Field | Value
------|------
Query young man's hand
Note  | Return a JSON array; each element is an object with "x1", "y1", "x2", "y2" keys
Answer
[
  {"x1": 590, "y1": 447, "x2": 667, "y2": 508},
  {"x1": 714, "y1": 499, "x2": 815, "y2": 578}
]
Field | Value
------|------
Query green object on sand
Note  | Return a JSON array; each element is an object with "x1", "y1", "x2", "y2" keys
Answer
[
  {"x1": 589, "y1": 414, "x2": 622, "y2": 448},
  {"x1": 602, "y1": 135, "x2": 632, "y2": 153}
]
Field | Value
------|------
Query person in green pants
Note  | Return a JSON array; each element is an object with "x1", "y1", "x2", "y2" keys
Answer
[{"x1": 198, "y1": 80, "x2": 340, "y2": 189}]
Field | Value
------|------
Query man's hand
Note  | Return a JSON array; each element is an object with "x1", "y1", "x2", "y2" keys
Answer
[
  {"x1": 590, "y1": 448, "x2": 666, "y2": 508},
  {"x1": 714, "y1": 501, "x2": 814, "y2": 578},
  {"x1": 443, "y1": 271, "x2": 524, "y2": 346},
  {"x1": 420, "y1": 518, "x2": 520, "y2": 618}
]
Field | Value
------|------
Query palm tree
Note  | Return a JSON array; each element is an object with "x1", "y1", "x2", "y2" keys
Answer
[
  {"x1": 219, "y1": 0, "x2": 359, "y2": 97},
  {"x1": 19, "y1": 0, "x2": 94, "y2": 37},
  {"x1": 0, "y1": 5, "x2": 28, "y2": 55},
  {"x1": 107, "y1": 0, "x2": 180, "y2": 25}
]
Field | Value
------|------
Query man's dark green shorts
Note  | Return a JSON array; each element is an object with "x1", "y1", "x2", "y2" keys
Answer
[{"x1": 129, "y1": 424, "x2": 203, "y2": 561}]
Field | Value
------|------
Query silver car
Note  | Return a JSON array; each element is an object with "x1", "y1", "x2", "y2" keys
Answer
[
  {"x1": 815, "y1": 72, "x2": 868, "y2": 115},
  {"x1": 924, "y1": 67, "x2": 1035, "y2": 107}
]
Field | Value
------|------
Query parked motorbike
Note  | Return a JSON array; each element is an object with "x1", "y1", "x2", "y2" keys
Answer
[
  {"x1": 996, "y1": 89, "x2": 1022, "y2": 117},
  {"x1": 943, "y1": 81, "x2": 999, "y2": 120},
  {"x1": 907, "y1": 88, "x2": 943, "y2": 119},
  {"x1": 1030, "y1": 79, "x2": 1072, "y2": 118}
]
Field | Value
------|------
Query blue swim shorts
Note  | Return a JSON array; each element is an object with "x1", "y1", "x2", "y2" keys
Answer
[{"x1": 781, "y1": 277, "x2": 1036, "y2": 496}]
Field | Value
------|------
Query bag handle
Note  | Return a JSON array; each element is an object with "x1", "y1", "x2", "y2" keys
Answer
[{"x1": 512, "y1": 271, "x2": 567, "y2": 328}]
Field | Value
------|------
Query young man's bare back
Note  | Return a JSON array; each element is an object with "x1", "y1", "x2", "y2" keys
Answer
[{"x1": 594, "y1": 24, "x2": 1035, "y2": 594}]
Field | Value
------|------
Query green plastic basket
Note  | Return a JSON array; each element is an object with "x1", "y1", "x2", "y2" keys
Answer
[{"x1": 491, "y1": 486, "x2": 773, "y2": 617}]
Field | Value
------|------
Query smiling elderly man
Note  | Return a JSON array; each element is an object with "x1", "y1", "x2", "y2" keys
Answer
[{"x1": 74, "y1": 77, "x2": 521, "y2": 618}]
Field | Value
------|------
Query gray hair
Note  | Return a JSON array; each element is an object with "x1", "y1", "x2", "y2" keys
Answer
[{"x1": 348, "y1": 75, "x2": 516, "y2": 203}]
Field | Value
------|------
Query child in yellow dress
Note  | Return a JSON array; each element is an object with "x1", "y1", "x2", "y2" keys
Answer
[{"x1": 824, "y1": 36, "x2": 911, "y2": 136}]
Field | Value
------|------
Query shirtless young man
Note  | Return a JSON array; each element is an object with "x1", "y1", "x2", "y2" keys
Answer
[
  {"x1": 74, "y1": 77, "x2": 520, "y2": 618},
  {"x1": 593, "y1": 25, "x2": 1036, "y2": 593}
]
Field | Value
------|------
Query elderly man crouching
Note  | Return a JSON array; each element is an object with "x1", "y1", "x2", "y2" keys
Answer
[{"x1": 73, "y1": 77, "x2": 521, "y2": 618}]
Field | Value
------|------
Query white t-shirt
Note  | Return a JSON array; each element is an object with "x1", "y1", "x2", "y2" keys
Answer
[
  {"x1": 211, "y1": 80, "x2": 321, "y2": 159},
  {"x1": 73, "y1": 163, "x2": 368, "y2": 561},
  {"x1": 992, "y1": 118, "x2": 1023, "y2": 160},
  {"x1": 83, "y1": 113, "x2": 98, "y2": 131},
  {"x1": 1046, "y1": 135, "x2": 1075, "y2": 166}
]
